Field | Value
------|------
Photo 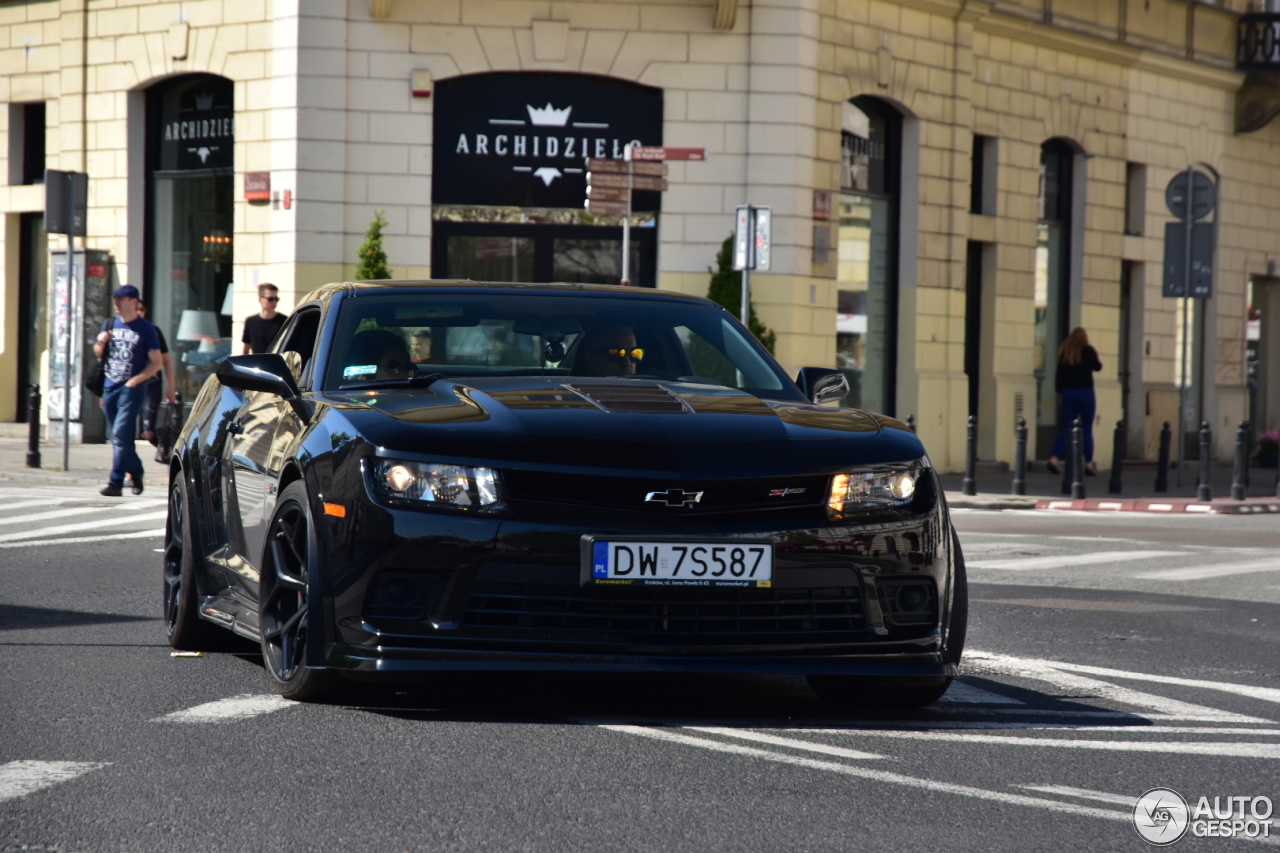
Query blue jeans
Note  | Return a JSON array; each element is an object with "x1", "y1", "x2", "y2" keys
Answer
[
  {"x1": 1051, "y1": 386, "x2": 1097, "y2": 462},
  {"x1": 103, "y1": 384, "x2": 146, "y2": 487}
]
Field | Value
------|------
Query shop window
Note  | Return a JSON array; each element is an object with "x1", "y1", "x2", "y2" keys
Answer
[
  {"x1": 970, "y1": 134, "x2": 997, "y2": 216},
  {"x1": 837, "y1": 97, "x2": 901, "y2": 416},
  {"x1": 7, "y1": 102, "x2": 46, "y2": 185},
  {"x1": 1034, "y1": 138, "x2": 1079, "y2": 456},
  {"x1": 144, "y1": 74, "x2": 234, "y2": 405}
]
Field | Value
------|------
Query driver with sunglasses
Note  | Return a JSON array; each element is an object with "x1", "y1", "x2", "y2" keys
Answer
[{"x1": 578, "y1": 325, "x2": 643, "y2": 378}]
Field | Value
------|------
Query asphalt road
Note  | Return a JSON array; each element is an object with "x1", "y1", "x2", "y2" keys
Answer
[{"x1": 1, "y1": 483, "x2": 1278, "y2": 852}]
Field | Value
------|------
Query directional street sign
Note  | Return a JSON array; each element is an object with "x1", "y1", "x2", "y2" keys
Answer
[
  {"x1": 586, "y1": 158, "x2": 629, "y2": 174},
  {"x1": 629, "y1": 146, "x2": 706, "y2": 161},
  {"x1": 586, "y1": 172, "x2": 630, "y2": 189},
  {"x1": 632, "y1": 162, "x2": 667, "y2": 177},
  {"x1": 630, "y1": 175, "x2": 668, "y2": 192},
  {"x1": 586, "y1": 200, "x2": 629, "y2": 216},
  {"x1": 587, "y1": 186, "x2": 630, "y2": 202}
]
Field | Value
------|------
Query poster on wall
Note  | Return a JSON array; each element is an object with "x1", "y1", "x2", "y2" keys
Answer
[{"x1": 433, "y1": 72, "x2": 664, "y2": 210}]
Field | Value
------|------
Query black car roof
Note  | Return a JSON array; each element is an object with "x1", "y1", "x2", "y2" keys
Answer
[{"x1": 307, "y1": 280, "x2": 715, "y2": 305}]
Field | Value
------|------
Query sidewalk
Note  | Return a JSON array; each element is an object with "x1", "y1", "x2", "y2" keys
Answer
[
  {"x1": 0, "y1": 437, "x2": 171, "y2": 488},
  {"x1": 939, "y1": 461, "x2": 1280, "y2": 514}
]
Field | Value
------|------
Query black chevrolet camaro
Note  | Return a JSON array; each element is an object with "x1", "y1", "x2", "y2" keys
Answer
[{"x1": 163, "y1": 281, "x2": 966, "y2": 707}]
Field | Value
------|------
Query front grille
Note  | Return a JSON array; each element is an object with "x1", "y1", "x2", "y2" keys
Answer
[
  {"x1": 565, "y1": 383, "x2": 691, "y2": 413},
  {"x1": 461, "y1": 582, "x2": 866, "y2": 645},
  {"x1": 502, "y1": 470, "x2": 829, "y2": 515}
]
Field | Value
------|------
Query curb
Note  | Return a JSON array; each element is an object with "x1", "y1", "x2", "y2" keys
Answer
[{"x1": 1034, "y1": 496, "x2": 1280, "y2": 514}]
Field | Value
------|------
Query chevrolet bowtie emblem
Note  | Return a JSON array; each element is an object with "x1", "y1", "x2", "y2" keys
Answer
[{"x1": 644, "y1": 489, "x2": 704, "y2": 507}]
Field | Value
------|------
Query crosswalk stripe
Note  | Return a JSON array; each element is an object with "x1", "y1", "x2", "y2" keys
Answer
[
  {"x1": 0, "y1": 760, "x2": 109, "y2": 804},
  {"x1": 1133, "y1": 558, "x2": 1280, "y2": 581},
  {"x1": 153, "y1": 695, "x2": 294, "y2": 723},
  {"x1": 0, "y1": 510, "x2": 169, "y2": 543},
  {"x1": 1018, "y1": 785, "x2": 1136, "y2": 806},
  {"x1": 967, "y1": 550, "x2": 1184, "y2": 570},
  {"x1": 817, "y1": 728, "x2": 1280, "y2": 758},
  {"x1": 685, "y1": 727, "x2": 883, "y2": 760},
  {"x1": 0, "y1": 498, "x2": 73, "y2": 511},
  {"x1": 0, "y1": 506, "x2": 118, "y2": 528},
  {"x1": 0, "y1": 529, "x2": 165, "y2": 549}
]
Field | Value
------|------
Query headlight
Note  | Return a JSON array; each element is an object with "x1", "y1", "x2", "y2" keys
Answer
[
  {"x1": 827, "y1": 462, "x2": 924, "y2": 519},
  {"x1": 372, "y1": 459, "x2": 503, "y2": 509}
]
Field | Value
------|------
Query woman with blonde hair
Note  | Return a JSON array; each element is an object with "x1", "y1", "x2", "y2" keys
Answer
[{"x1": 1047, "y1": 327, "x2": 1103, "y2": 475}]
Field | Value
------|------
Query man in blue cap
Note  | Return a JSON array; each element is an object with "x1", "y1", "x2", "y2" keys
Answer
[{"x1": 93, "y1": 284, "x2": 162, "y2": 496}]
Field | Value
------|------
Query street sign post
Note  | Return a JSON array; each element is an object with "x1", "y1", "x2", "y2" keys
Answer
[
  {"x1": 732, "y1": 204, "x2": 772, "y2": 337},
  {"x1": 584, "y1": 147, "x2": 705, "y2": 285},
  {"x1": 45, "y1": 169, "x2": 88, "y2": 473},
  {"x1": 1163, "y1": 166, "x2": 1217, "y2": 486}
]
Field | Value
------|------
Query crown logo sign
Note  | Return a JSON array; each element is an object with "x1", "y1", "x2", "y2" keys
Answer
[
  {"x1": 195, "y1": 92, "x2": 214, "y2": 111},
  {"x1": 526, "y1": 103, "x2": 572, "y2": 126}
]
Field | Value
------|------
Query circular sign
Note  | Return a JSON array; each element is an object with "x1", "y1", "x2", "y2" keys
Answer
[
  {"x1": 1133, "y1": 787, "x2": 1190, "y2": 846},
  {"x1": 1165, "y1": 171, "x2": 1216, "y2": 221}
]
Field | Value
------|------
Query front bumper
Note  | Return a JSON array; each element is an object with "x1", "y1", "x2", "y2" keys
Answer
[{"x1": 316, "y1": 476, "x2": 958, "y2": 677}]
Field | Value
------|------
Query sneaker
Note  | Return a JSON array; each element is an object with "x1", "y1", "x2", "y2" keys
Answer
[
  {"x1": 128, "y1": 476, "x2": 144, "y2": 496},
  {"x1": 100, "y1": 483, "x2": 123, "y2": 497}
]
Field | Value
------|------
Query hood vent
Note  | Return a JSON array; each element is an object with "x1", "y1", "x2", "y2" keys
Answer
[{"x1": 565, "y1": 383, "x2": 692, "y2": 414}]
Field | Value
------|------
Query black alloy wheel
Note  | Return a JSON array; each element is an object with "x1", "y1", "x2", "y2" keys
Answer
[
  {"x1": 807, "y1": 525, "x2": 968, "y2": 712},
  {"x1": 259, "y1": 481, "x2": 338, "y2": 701},
  {"x1": 163, "y1": 478, "x2": 221, "y2": 649}
]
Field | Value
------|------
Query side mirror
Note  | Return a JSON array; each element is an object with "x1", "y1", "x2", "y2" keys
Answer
[
  {"x1": 795, "y1": 367, "x2": 850, "y2": 405},
  {"x1": 217, "y1": 354, "x2": 311, "y2": 422}
]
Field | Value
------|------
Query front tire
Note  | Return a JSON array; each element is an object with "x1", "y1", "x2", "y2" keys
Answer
[
  {"x1": 259, "y1": 481, "x2": 340, "y2": 702},
  {"x1": 808, "y1": 525, "x2": 968, "y2": 711},
  {"x1": 163, "y1": 477, "x2": 223, "y2": 650}
]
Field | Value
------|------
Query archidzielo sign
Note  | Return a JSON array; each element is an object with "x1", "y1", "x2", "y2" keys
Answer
[{"x1": 432, "y1": 72, "x2": 664, "y2": 210}]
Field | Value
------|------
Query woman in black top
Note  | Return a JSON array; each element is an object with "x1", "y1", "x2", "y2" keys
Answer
[{"x1": 1048, "y1": 327, "x2": 1103, "y2": 475}]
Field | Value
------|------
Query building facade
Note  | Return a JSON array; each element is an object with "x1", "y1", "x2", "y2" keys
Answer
[{"x1": 0, "y1": 0, "x2": 1275, "y2": 471}]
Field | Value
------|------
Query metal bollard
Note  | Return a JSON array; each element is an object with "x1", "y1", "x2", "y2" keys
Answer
[
  {"x1": 25, "y1": 384, "x2": 41, "y2": 469},
  {"x1": 1231, "y1": 421, "x2": 1248, "y2": 501},
  {"x1": 1012, "y1": 417, "x2": 1028, "y2": 496},
  {"x1": 1197, "y1": 421, "x2": 1212, "y2": 502},
  {"x1": 962, "y1": 415, "x2": 977, "y2": 496},
  {"x1": 1061, "y1": 420, "x2": 1074, "y2": 495},
  {"x1": 1155, "y1": 421, "x2": 1171, "y2": 492},
  {"x1": 905, "y1": 413, "x2": 916, "y2": 434},
  {"x1": 1107, "y1": 419, "x2": 1125, "y2": 494},
  {"x1": 1071, "y1": 417, "x2": 1086, "y2": 499}
]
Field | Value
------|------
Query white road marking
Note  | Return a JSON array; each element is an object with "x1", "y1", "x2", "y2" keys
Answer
[
  {"x1": 153, "y1": 694, "x2": 294, "y2": 723},
  {"x1": 1134, "y1": 558, "x2": 1280, "y2": 581},
  {"x1": 0, "y1": 529, "x2": 165, "y2": 549},
  {"x1": 0, "y1": 498, "x2": 72, "y2": 511},
  {"x1": 0, "y1": 510, "x2": 169, "y2": 543},
  {"x1": 0, "y1": 760, "x2": 109, "y2": 804},
  {"x1": 967, "y1": 550, "x2": 1183, "y2": 570},
  {"x1": 969, "y1": 650, "x2": 1280, "y2": 707},
  {"x1": 1019, "y1": 785, "x2": 1136, "y2": 807},
  {"x1": 807, "y1": 722, "x2": 1280, "y2": 735},
  {"x1": 601, "y1": 725, "x2": 1131, "y2": 824},
  {"x1": 939, "y1": 681, "x2": 1025, "y2": 704},
  {"x1": 965, "y1": 652, "x2": 1271, "y2": 722},
  {"x1": 0, "y1": 505, "x2": 117, "y2": 527},
  {"x1": 810, "y1": 729, "x2": 1280, "y2": 758},
  {"x1": 685, "y1": 727, "x2": 883, "y2": 760}
]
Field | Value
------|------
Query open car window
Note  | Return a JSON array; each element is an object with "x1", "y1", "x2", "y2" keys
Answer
[{"x1": 321, "y1": 292, "x2": 798, "y2": 399}]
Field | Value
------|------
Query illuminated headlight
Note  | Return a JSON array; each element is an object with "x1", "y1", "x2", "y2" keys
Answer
[
  {"x1": 827, "y1": 463, "x2": 924, "y2": 519},
  {"x1": 373, "y1": 460, "x2": 503, "y2": 509}
]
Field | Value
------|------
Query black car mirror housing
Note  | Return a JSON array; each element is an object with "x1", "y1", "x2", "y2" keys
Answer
[
  {"x1": 217, "y1": 354, "x2": 312, "y2": 422},
  {"x1": 795, "y1": 367, "x2": 850, "y2": 405}
]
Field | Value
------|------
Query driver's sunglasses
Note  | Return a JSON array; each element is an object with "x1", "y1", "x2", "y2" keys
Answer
[
  {"x1": 263, "y1": 296, "x2": 280, "y2": 302},
  {"x1": 599, "y1": 347, "x2": 644, "y2": 362}
]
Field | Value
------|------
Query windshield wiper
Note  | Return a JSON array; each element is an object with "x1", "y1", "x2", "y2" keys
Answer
[{"x1": 338, "y1": 373, "x2": 448, "y2": 391}]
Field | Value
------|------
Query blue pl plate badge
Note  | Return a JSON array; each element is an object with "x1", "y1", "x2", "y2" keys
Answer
[
  {"x1": 593, "y1": 542, "x2": 609, "y2": 579},
  {"x1": 343, "y1": 364, "x2": 377, "y2": 379}
]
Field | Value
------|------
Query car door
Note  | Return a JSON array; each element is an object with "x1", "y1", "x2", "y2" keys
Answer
[{"x1": 223, "y1": 387, "x2": 281, "y2": 591}]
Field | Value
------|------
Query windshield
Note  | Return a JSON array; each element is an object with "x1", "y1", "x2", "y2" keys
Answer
[{"x1": 321, "y1": 291, "x2": 799, "y2": 399}]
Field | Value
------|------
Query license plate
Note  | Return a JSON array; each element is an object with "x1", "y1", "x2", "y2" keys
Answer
[{"x1": 588, "y1": 540, "x2": 773, "y2": 587}]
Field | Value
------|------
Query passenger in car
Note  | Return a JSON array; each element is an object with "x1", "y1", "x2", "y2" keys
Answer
[
  {"x1": 349, "y1": 330, "x2": 414, "y2": 380},
  {"x1": 576, "y1": 325, "x2": 642, "y2": 378},
  {"x1": 410, "y1": 328, "x2": 440, "y2": 364}
]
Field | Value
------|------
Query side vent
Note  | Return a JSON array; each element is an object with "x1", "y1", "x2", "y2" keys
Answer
[{"x1": 565, "y1": 384, "x2": 692, "y2": 414}]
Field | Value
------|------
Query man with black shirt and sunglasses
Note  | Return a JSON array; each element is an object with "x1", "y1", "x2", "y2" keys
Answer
[
  {"x1": 241, "y1": 283, "x2": 289, "y2": 354},
  {"x1": 578, "y1": 325, "x2": 643, "y2": 378}
]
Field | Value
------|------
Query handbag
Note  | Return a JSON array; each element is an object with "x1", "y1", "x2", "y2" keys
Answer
[{"x1": 154, "y1": 395, "x2": 184, "y2": 464}]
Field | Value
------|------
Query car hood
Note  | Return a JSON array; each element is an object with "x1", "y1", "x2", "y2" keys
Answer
[{"x1": 318, "y1": 377, "x2": 924, "y2": 476}]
